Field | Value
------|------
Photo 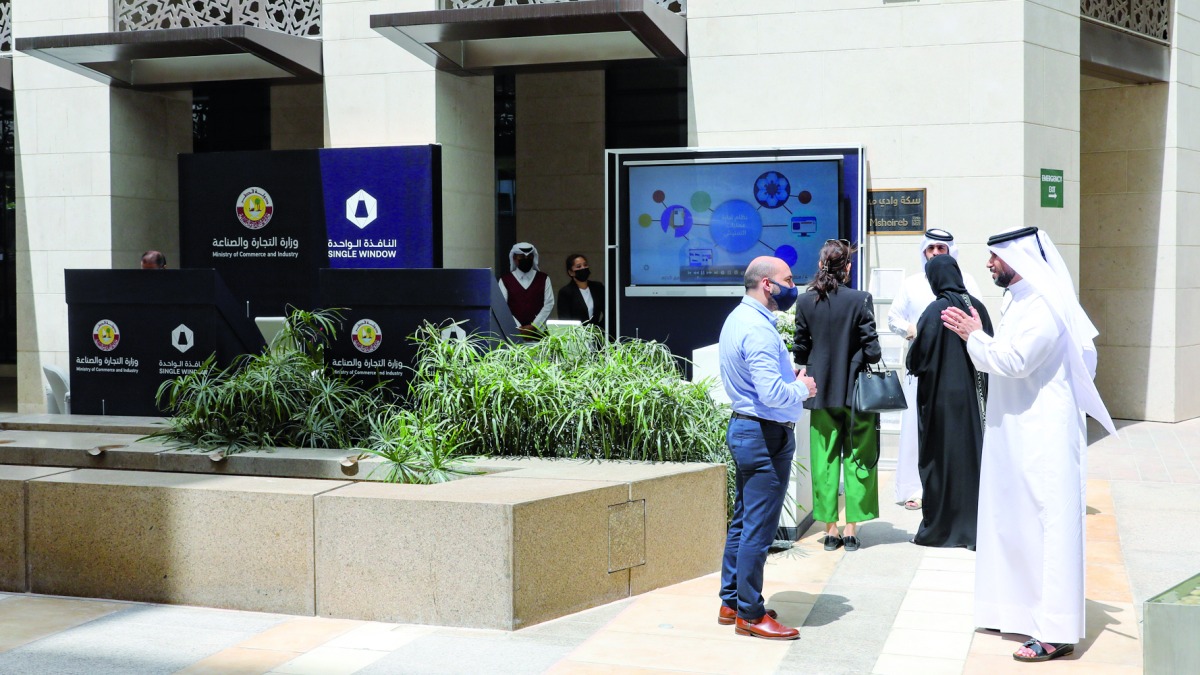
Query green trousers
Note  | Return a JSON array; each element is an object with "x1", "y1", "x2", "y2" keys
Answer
[{"x1": 809, "y1": 407, "x2": 879, "y2": 524}]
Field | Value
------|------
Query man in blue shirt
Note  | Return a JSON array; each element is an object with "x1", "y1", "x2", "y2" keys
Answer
[{"x1": 717, "y1": 255, "x2": 816, "y2": 641}]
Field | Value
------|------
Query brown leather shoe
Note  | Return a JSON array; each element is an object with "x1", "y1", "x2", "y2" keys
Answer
[
  {"x1": 718, "y1": 605, "x2": 777, "y2": 625},
  {"x1": 735, "y1": 613, "x2": 799, "y2": 640}
]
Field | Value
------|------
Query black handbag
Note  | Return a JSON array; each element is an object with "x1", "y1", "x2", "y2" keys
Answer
[{"x1": 853, "y1": 363, "x2": 908, "y2": 413}]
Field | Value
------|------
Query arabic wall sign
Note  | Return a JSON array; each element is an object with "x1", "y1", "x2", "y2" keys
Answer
[{"x1": 867, "y1": 188, "x2": 926, "y2": 235}]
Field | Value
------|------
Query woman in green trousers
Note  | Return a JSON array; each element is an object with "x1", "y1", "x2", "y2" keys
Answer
[{"x1": 792, "y1": 240, "x2": 883, "y2": 551}]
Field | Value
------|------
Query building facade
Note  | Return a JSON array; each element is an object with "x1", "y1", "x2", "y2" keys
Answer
[{"x1": 6, "y1": 0, "x2": 1195, "y2": 422}]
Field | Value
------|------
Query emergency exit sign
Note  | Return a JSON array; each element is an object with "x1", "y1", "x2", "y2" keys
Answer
[{"x1": 1041, "y1": 169, "x2": 1064, "y2": 208}]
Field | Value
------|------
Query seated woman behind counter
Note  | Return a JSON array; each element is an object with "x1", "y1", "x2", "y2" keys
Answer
[{"x1": 557, "y1": 253, "x2": 605, "y2": 327}]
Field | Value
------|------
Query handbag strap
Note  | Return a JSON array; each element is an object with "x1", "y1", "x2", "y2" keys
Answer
[
  {"x1": 848, "y1": 293, "x2": 882, "y2": 471},
  {"x1": 960, "y1": 293, "x2": 987, "y2": 428}
]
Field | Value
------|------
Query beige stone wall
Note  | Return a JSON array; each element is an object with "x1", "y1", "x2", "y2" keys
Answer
[
  {"x1": 15, "y1": 74, "x2": 189, "y2": 413},
  {"x1": 13, "y1": 2, "x2": 115, "y2": 412},
  {"x1": 436, "y1": 72, "x2": 495, "y2": 269},
  {"x1": 514, "y1": 71, "x2": 606, "y2": 304},
  {"x1": 1172, "y1": 1, "x2": 1200, "y2": 421},
  {"x1": 109, "y1": 88, "x2": 192, "y2": 271},
  {"x1": 1080, "y1": 78, "x2": 1173, "y2": 421},
  {"x1": 1077, "y1": 0, "x2": 1200, "y2": 423},
  {"x1": 271, "y1": 83, "x2": 325, "y2": 151}
]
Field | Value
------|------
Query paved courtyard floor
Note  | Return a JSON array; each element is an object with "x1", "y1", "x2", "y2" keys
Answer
[{"x1": 1, "y1": 417, "x2": 1197, "y2": 674}]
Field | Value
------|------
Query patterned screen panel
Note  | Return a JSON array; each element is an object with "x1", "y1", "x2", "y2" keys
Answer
[
  {"x1": 0, "y1": 0, "x2": 10, "y2": 52},
  {"x1": 115, "y1": 0, "x2": 321, "y2": 36},
  {"x1": 444, "y1": 0, "x2": 686, "y2": 14},
  {"x1": 1081, "y1": 0, "x2": 1170, "y2": 42}
]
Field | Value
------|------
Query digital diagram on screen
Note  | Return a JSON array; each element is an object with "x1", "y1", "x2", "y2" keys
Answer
[{"x1": 627, "y1": 160, "x2": 841, "y2": 286}]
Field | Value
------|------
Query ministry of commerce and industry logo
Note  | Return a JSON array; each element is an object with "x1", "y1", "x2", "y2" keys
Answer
[
  {"x1": 236, "y1": 187, "x2": 274, "y2": 230},
  {"x1": 93, "y1": 320, "x2": 120, "y2": 352},
  {"x1": 351, "y1": 319, "x2": 382, "y2": 353}
]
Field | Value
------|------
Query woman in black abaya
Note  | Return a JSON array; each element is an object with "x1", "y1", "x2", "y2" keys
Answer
[{"x1": 905, "y1": 254, "x2": 992, "y2": 549}]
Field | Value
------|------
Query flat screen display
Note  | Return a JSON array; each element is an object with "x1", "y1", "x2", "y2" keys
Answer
[{"x1": 625, "y1": 158, "x2": 841, "y2": 287}]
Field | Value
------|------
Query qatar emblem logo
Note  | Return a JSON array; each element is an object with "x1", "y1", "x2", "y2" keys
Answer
[
  {"x1": 351, "y1": 319, "x2": 382, "y2": 354},
  {"x1": 93, "y1": 320, "x2": 120, "y2": 352},
  {"x1": 235, "y1": 187, "x2": 274, "y2": 230}
]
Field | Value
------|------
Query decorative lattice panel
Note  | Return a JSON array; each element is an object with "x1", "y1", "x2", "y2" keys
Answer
[
  {"x1": 115, "y1": 1, "x2": 233, "y2": 31},
  {"x1": 445, "y1": 0, "x2": 685, "y2": 14},
  {"x1": 115, "y1": 0, "x2": 320, "y2": 36},
  {"x1": 0, "y1": 0, "x2": 10, "y2": 52},
  {"x1": 235, "y1": 0, "x2": 321, "y2": 37},
  {"x1": 1081, "y1": 0, "x2": 1170, "y2": 42}
]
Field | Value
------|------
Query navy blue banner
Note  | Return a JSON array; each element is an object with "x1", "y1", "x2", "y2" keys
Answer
[{"x1": 320, "y1": 146, "x2": 440, "y2": 269}]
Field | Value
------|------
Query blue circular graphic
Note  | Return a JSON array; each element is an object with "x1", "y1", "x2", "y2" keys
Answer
[
  {"x1": 659, "y1": 205, "x2": 694, "y2": 238},
  {"x1": 774, "y1": 244, "x2": 798, "y2": 267},
  {"x1": 755, "y1": 171, "x2": 791, "y2": 209},
  {"x1": 710, "y1": 199, "x2": 763, "y2": 253}
]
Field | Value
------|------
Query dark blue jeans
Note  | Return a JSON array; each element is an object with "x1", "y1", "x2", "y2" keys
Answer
[{"x1": 720, "y1": 417, "x2": 795, "y2": 620}]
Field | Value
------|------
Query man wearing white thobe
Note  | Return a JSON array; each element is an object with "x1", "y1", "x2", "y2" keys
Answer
[
  {"x1": 887, "y1": 229, "x2": 981, "y2": 508},
  {"x1": 942, "y1": 226, "x2": 1115, "y2": 662}
]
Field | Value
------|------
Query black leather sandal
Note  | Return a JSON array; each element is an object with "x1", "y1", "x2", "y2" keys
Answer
[
  {"x1": 843, "y1": 535, "x2": 860, "y2": 551},
  {"x1": 823, "y1": 535, "x2": 843, "y2": 551},
  {"x1": 1012, "y1": 639, "x2": 1074, "y2": 662}
]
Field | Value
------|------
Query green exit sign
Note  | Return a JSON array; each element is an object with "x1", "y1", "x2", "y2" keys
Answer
[{"x1": 1041, "y1": 169, "x2": 1064, "y2": 208}]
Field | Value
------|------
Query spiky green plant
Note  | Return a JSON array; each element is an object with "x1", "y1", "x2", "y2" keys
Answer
[
  {"x1": 402, "y1": 323, "x2": 739, "y2": 514},
  {"x1": 357, "y1": 407, "x2": 480, "y2": 484},
  {"x1": 149, "y1": 307, "x2": 392, "y2": 454}
]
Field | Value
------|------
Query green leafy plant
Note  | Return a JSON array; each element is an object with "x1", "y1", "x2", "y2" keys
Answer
[
  {"x1": 149, "y1": 307, "x2": 392, "y2": 455},
  {"x1": 357, "y1": 407, "x2": 481, "y2": 484},
  {"x1": 150, "y1": 310, "x2": 761, "y2": 512},
  {"x1": 405, "y1": 323, "x2": 730, "y2": 461},
  {"x1": 401, "y1": 323, "x2": 738, "y2": 514}
]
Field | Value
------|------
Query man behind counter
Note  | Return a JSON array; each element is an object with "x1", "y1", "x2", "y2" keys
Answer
[{"x1": 141, "y1": 251, "x2": 167, "y2": 269}]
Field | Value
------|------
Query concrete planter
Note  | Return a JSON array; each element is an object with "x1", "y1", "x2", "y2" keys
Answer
[
  {"x1": 1, "y1": 415, "x2": 729, "y2": 628},
  {"x1": 1144, "y1": 572, "x2": 1200, "y2": 674}
]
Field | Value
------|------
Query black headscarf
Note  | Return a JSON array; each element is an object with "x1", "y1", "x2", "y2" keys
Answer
[
  {"x1": 905, "y1": 254, "x2": 992, "y2": 379},
  {"x1": 924, "y1": 254, "x2": 970, "y2": 312}
]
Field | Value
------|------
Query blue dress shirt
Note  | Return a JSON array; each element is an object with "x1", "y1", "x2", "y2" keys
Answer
[{"x1": 718, "y1": 296, "x2": 810, "y2": 424}]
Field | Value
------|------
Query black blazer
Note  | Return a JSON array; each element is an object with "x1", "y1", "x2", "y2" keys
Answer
[
  {"x1": 792, "y1": 285, "x2": 882, "y2": 410},
  {"x1": 556, "y1": 281, "x2": 605, "y2": 326}
]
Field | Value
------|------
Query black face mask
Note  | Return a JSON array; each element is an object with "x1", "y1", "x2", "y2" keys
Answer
[
  {"x1": 573, "y1": 268, "x2": 591, "y2": 282},
  {"x1": 516, "y1": 258, "x2": 534, "y2": 273}
]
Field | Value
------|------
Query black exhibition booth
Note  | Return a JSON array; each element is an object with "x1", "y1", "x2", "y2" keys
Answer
[
  {"x1": 66, "y1": 269, "x2": 264, "y2": 416},
  {"x1": 318, "y1": 268, "x2": 510, "y2": 388},
  {"x1": 65, "y1": 144, "x2": 484, "y2": 416}
]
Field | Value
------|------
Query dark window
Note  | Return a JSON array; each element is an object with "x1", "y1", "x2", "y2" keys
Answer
[
  {"x1": 494, "y1": 73, "x2": 516, "y2": 274},
  {"x1": 192, "y1": 82, "x2": 270, "y2": 153},
  {"x1": 605, "y1": 62, "x2": 687, "y2": 149}
]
